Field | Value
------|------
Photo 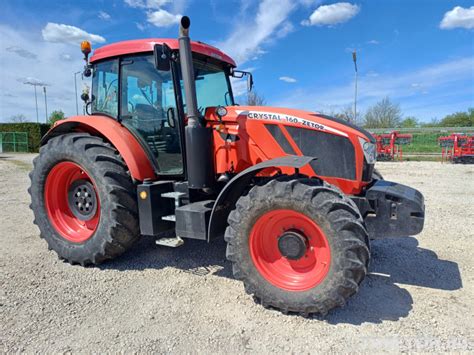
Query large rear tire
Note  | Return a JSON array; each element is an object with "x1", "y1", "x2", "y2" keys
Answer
[
  {"x1": 225, "y1": 177, "x2": 370, "y2": 315},
  {"x1": 29, "y1": 133, "x2": 140, "y2": 265}
]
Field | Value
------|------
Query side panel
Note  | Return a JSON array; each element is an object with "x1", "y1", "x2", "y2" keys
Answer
[
  {"x1": 207, "y1": 106, "x2": 376, "y2": 195},
  {"x1": 41, "y1": 115, "x2": 156, "y2": 182}
]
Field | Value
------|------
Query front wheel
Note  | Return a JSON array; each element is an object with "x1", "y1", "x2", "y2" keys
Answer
[
  {"x1": 29, "y1": 133, "x2": 140, "y2": 265},
  {"x1": 225, "y1": 177, "x2": 370, "y2": 316}
]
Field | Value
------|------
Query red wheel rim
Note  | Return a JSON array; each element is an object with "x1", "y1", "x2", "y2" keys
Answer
[
  {"x1": 44, "y1": 162, "x2": 100, "y2": 243},
  {"x1": 249, "y1": 209, "x2": 331, "y2": 291}
]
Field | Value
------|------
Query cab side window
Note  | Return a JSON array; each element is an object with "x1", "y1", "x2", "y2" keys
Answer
[{"x1": 91, "y1": 60, "x2": 119, "y2": 118}]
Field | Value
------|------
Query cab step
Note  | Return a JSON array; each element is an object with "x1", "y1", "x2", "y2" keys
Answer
[
  {"x1": 162, "y1": 215, "x2": 176, "y2": 222},
  {"x1": 155, "y1": 236, "x2": 184, "y2": 248}
]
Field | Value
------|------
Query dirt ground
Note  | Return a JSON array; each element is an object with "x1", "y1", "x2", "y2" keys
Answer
[{"x1": 1, "y1": 153, "x2": 473, "y2": 353}]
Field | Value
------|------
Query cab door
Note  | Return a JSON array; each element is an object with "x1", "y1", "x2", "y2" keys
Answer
[{"x1": 120, "y1": 54, "x2": 184, "y2": 176}]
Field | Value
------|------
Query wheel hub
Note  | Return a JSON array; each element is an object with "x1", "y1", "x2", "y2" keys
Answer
[
  {"x1": 68, "y1": 179, "x2": 97, "y2": 221},
  {"x1": 278, "y1": 230, "x2": 308, "y2": 260}
]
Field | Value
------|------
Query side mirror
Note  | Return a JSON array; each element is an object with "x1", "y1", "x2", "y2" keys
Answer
[
  {"x1": 154, "y1": 44, "x2": 171, "y2": 71},
  {"x1": 231, "y1": 69, "x2": 253, "y2": 92},
  {"x1": 247, "y1": 73, "x2": 253, "y2": 92},
  {"x1": 167, "y1": 107, "x2": 176, "y2": 128}
]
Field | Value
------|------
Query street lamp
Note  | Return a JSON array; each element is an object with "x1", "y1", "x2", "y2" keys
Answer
[
  {"x1": 352, "y1": 50, "x2": 358, "y2": 124},
  {"x1": 43, "y1": 86, "x2": 48, "y2": 123},
  {"x1": 23, "y1": 81, "x2": 41, "y2": 123},
  {"x1": 74, "y1": 71, "x2": 82, "y2": 115},
  {"x1": 23, "y1": 78, "x2": 48, "y2": 124}
]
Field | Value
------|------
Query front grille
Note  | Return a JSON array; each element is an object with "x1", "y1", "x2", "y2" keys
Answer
[{"x1": 286, "y1": 126, "x2": 356, "y2": 180}]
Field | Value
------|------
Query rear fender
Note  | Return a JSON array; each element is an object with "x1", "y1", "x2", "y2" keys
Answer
[
  {"x1": 207, "y1": 155, "x2": 316, "y2": 241},
  {"x1": 41, "y1": 115, "x2": 156, "y2": 182}
]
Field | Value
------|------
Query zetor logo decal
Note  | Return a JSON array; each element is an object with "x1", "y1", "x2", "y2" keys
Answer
[{"x1": 236, "y1": 110, "x2": 348, "y2": 137}]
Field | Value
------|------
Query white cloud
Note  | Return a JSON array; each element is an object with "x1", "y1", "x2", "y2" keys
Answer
[
  {"x1": 18, "y1": 77, "x2": 48, "y2": 86},
  {"x1": 1, "y1": 24, "x2": 89, "y2": 122},
  {"x1": 124, "y1": 0, "x2": 171, "y2": 9},
  {"x1": 98, "y1": 11, "x2": 111, "y2": 20},
  {"x1": 147, "y1": 9, "x2": 181, "y2": 27},
  {"x1": 218, "y1": 0, "x2": 297, "y2": 65},
  {"x1": 42, "y1": 23, "x2": 106, "y2": 45},
  {"x1": 136, "y1": 22, "x2": 146, "y2": 31},
  {"x1": 60, "y1": 53, "x2": 73, "y2": 61},
  {"x1": 302, "y1": 2, "x2": 360, "y2": 27},
  {"x1": 6, "y1": 46, "x2": 37, "y2": 59},
  {"x1": 440, "y1": 6, "x2": 474, "y2": 30},
  {"x1": 367, "y1": 39, "x2": 379, "y2": 45},
  {"x1": 276, "y1": 21, "x2": 294, "y2": 38},
  {"x1": 279, "y1": 76, "x2": 297, "y2": 83}
]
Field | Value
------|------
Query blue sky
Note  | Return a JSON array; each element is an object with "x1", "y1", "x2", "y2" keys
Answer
[{"x1": 1, "y1": 0, "x2": 473, "y2": 123}]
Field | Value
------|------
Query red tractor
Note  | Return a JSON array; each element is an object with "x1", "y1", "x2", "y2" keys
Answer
[
  {"x1": 372, "y1": 131, "x2": 413, "y2": 161},
  {"x1": 29, "y1": 17, "x2": 425, "y2": 316},
  {"x1": 439, "y1": 133, "x2": 474, "y2": 164}
]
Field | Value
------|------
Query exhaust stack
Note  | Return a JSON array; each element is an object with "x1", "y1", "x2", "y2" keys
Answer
[{"x1": 178, "y1": 16, "x2": 215, "y2": 189}]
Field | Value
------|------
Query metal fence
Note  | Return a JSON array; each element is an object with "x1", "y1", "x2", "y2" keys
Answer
[
  {"x1": 0, "y1": 132, "x2": 29, "y2": 153},
  {"x1": 369, "y1": 127, "x2": 473, "y2": 154}
]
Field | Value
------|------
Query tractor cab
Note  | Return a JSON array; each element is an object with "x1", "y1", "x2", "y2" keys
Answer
[{"x1": 85, "y1": 39, "x2": 249, "y2": 177}]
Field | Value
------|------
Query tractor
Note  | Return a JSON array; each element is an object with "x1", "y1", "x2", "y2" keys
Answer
[
  {"x1": 29, "y1": 17, "x2": 425, "y2": 315},
  {"x1": 439, "y1": 133, "x2": 474, "y2": 164},
  {"x1": 372, "y1": 131, "x2": 413, "y2": 161}
]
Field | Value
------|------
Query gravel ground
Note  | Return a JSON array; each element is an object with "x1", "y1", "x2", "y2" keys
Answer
[{"x1": 1, "y1": 153, "x2": 473, "y2": 353}]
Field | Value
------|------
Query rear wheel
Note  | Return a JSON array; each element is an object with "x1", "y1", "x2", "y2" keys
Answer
[
  {"x1": 225, "y1": 177, "x2": 370, "y2": 315},
  {"x1": 29, "y1": 133, "x2": 139, "y2": 265}
]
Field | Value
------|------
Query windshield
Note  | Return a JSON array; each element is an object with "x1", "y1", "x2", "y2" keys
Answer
[{"x1": 181, "y1": 60, "x2": 234, "y2": 114}]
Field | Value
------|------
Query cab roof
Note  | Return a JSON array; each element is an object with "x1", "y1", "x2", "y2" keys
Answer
[{"x1": 90, "y1": 38, "x2": 236, "y2": 67}]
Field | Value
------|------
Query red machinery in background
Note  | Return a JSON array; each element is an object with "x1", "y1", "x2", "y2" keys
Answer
[
  {"x1": 372, "y1": 131, "x2": 413, "y2": 161},
  {"x1": 439, "y1": 134, "x2": 474, "y2": 164}
]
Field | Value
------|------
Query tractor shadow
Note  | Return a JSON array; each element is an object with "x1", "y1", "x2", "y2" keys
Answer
[
  {"x1": 324, "y1": 237, "x2": 462, "y2": 325},
  {"x1": 101, "y1": 236, "x2": 461, "y2": 325}
]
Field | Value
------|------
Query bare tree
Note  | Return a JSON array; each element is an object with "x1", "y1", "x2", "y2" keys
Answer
[
  {"x1": 246, "y1": 91, "x2": 266, "y2": 106},
  {"x1": 363, "y1": 97, "x2": 402, "y2": 128},
  {"x1": 9, "y1": 114, "x2": 29, "y2": 123},
  {"x1": 333, "y1": 105, "x2": 358, "y2": 124}
]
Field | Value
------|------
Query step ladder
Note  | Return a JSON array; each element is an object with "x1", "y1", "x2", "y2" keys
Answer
[{"x1": 156, "y1": 191, "x2": 186, "y2": 247}]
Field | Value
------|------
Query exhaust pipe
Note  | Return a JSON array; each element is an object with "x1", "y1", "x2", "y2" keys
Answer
[
  {"x1": 178, "y1": 16, "x2": 215, "y2": 189},
  {"x1": 178, "y1": 16, "x2": 200, "y2": 128}
]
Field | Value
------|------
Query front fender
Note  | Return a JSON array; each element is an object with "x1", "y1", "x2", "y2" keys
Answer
[
  {"x1": 41, "y1": 116, "x2": 156, "y2": 182},
  {"x1": 207, "y1": 155, "x2": 316, "y2": 241}
]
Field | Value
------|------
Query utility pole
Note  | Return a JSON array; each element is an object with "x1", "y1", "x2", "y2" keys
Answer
[
  {"x1": 74, "y1": 71, "x2": 82, "y2": 115},
  {"x1": 23, "y1": 82, "x2": 40, "y2": 123},
  {"x1": 43, "y1": 86, "x2": 48, "y2": 123},
  {"x1": 352, "y1": 50, "x2": 358, "y2": 124}
]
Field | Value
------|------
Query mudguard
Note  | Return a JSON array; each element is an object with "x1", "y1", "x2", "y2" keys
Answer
[
  {"x1": 40, "y1": 115, "x2": 156, "y2": 182},
  {"x1": 207, "y1": 155, "x2": 316, "y2": 241}
]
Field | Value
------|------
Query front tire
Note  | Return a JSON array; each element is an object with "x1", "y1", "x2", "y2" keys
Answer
[
  {"x1": 225, "y1": 177, "x2": 370, "y2": 315},
  {"x1": 29, "y1": 133, "x2": 140, "y2": 265}
]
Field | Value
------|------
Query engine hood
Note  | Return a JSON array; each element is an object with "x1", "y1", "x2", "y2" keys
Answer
[{"x1": 218, "y1": 105, "x2": 375, "y2": 143}]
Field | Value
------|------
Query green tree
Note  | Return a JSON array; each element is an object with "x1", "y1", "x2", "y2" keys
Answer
[
  {"x1": 49, "y1": 110, "x2": 66, "y2": 125},
  {"x1": 363, "y1": 97, "x2": 402, "y2": 128},
  {"x1": 438, "y1": 108, "x2": 474, "y2": 127},
  {"x1": 399, "y1": 116, "x2": 419, "y2": 128}
]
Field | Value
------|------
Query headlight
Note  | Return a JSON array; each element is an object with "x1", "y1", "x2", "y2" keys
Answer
[{"x1": 358, "y1": 137, "x2": 377, "y2": 164}]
